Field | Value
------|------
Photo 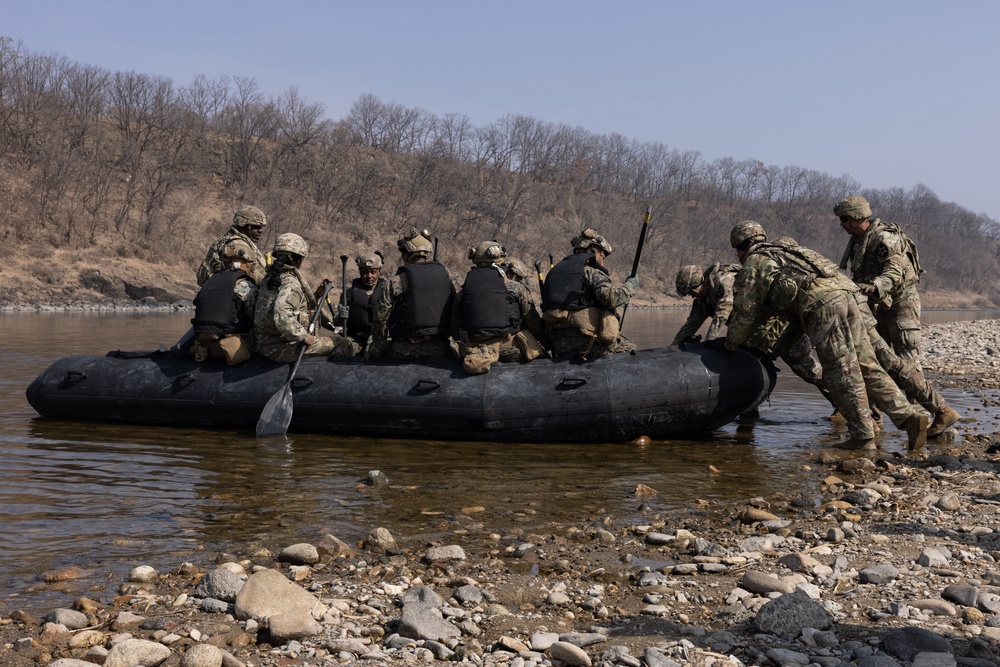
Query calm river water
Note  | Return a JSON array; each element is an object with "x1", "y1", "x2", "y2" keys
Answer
[{"x1": 1, "y1": 309, "x2": 998, "y2": 612}]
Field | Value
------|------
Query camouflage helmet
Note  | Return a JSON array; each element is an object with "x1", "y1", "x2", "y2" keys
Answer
[
  {"x1": 273, "y1": 232, "x2": 308, "y2": 258},
  {"x1": 730, "y1": 220, "x2": 767, "y2": 249},
  {"x1": 675, "y1": 265, "x2": 703, "y2": 297},
  {"x1": 504, "y1": 257, "x2": 530, "y2": 280},
  {"x1": 468, "y1": 240, "x2": 507, "y2": 265},
  {"x1": 833, "y1": 195, "x2": 871, "y2": 220},
  {"x1": 356, "y1": 250, "x2": 384, "y2": 270},
  {"x1": 571, "y1": 228, "x2": 613, "y2": 255},
  {"x1": 233, "y1": 205, "x2": 267, "y2": 228},
  {"x1": 397, "y1": 228, "x2": 434, "y2": 256},
  {"x1": 222, "y1": 239, "x2": 255, "y2": 267}
]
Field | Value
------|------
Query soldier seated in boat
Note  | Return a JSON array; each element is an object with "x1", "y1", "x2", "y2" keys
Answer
[
  {"x1": 254, "y1": 233, "x2": 359, "y2": 363},
  {"x1": 190, "y1": 239, "x2": 258, "y2": 366},
  {"x1": 540, "y1": 228, "x2": 638, "y2": 360},
  {"x1": 452, "y1": 242, "x2": 550, "y2": 374},
  {"x1": 367, "y1": 228, "x2": 455, "y2": 360},
  {"x1": 196, "y1": 205, "x2": 269, "y2": 286},
  {"x1": 334, "y1": 250, "x2": 387, "y2": 354}
]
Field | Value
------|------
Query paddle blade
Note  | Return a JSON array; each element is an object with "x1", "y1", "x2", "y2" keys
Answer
[{"x1": 256, "y1": 384, "x2": 294, "y2": 437}]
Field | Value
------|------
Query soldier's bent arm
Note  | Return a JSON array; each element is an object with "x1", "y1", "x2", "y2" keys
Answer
[
  {"x1": 725, "y1": 255, "x2": 778, "y2": 350},
  {"x1": 273, "y1": 285, "x2": 309, "y2": 343},
  {"x1": 671, "y1": 303, "x2": 709, "y2": 346},
  {"x1": 587, "y1": 268, "x2": 634, "y2": 310},
  {"x1": 870, "y1": 232, "x2": 910, "y2": 298}
]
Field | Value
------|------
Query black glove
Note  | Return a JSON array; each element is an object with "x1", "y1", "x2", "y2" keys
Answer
[{"x1": 857, "y1": 283, "x2": 878, "y2": 296}]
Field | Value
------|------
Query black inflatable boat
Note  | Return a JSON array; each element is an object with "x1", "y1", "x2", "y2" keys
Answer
[{"x1": 25, "y1": 343, "x2": 774, "y2": 442}]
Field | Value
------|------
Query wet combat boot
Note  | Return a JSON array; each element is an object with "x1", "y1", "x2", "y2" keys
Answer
[
  {"x1": 836, "y1": 437, "x2": 876, "y2": 450},
  {"x1": 905, "y1": 413, "x2": 930, "y2": 450},
  {"x1": 928, "y1": 406, "x2": 960, "y2": 439}
]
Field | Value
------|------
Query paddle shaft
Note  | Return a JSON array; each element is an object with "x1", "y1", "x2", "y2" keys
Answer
[
  {"x1": 255, "y1": 279, "x2": 335, "y2": 436},
  {"x1": 340, "y1": 255, "x2": 348, "y2": 308},
  {"x1": 620, "y1": 205, "x2": 652, "y2": 328}
]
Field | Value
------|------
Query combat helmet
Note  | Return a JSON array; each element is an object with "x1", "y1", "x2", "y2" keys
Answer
[
  {"x1": 468, "y1": 241, "x2": 507, "y2": 266},
  {"x1": 504, "y1": 257, "x2": 530, "y2": 280},
  {"x1": 222, "y1": 239, "x2": 256, "y2": 269},
  {"x1": 730, "y1": 220, "x2": 767, "y2": 250},
  {"x1": 273, "y1": 232, "x2": 308, "y2": 257},
  {"x1": 833, "y1": 195, "x2": 871, "y2": 220},
  {"x1": 675, "y1": 265, "x2": 703, "y2": 297},
  {"x1": 356, "y1": 250, "x2": 384, "y2": 270},
  {"x1": 232, "y1": 205, "x2": 267, "y2": 228},
  {"x1": 571, "y1": 228, "x2": 613, "y2": 254},
  {"x1": 397, "y1": 228, "x2": 434, "y2": 256}
]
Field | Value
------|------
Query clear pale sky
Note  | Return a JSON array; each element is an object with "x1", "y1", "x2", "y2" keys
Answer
[{"x1": 5, "y1": 0, "x2": 999, "y2": 221}]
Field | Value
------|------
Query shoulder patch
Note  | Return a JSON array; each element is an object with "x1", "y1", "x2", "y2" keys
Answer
[
  {"x1": 715, "y1": 284, "x2": 725, "y2": 301},
  {"x1": 876, "y1": 243, "x2": 890, "y2": 259}
]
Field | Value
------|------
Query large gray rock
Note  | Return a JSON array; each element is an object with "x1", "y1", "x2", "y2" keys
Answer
[
  {"x1": 754, "y1": 589, "x2": 832, "y2": 639},
  {"x1": 181, "y1": 643, "x2": 223, "y2": 667},
  {"x1": 550, "y1": 640, "x2": 592, "y2": 667},
  {"x1": 233, "y1": 568, "x2": 325, "y2": 622},
  {"x1": 860, "y1": 563, "x2": 899, "y2": 584},
  {"x1": 194, "y1": 568, "x2": 245, "y2": 602},
  {"x1": 398, "y1": 605, "x2": 460, "y2": 642},
  {"x1": 267, "y1": 611, "x2": 323, "y2": 643},
  {"x1": 882, "y1": 627, "x2": 952, "y2": 661}
]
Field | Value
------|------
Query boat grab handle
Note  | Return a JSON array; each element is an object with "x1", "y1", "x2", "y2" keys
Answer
[
  {"x1": 414, "y1": 379, "x2": 440, "y2": 392},
  {"x1": 291, "y1": 377, "x2": 313, "y2": 389},
  {"x1": 65, "y1": 370, "x2": 87, "y2": 383},
  {"x1": 175, "y1": 374, "x2": 197, "y2": 388},
  {"x1": 557, "y1": 377, "x2": 587, "y2": 390}
]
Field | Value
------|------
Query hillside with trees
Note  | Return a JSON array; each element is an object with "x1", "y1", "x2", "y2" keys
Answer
[{"x1": 1, "y1": 36, "x2": 998, "y2": 309}]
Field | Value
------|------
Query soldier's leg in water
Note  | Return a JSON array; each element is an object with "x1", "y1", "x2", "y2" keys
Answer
[{"x1": 804, "y1": 298, "x2": 875, "y2": 443}]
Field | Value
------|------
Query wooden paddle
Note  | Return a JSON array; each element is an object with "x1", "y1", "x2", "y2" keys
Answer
[{"x1": 256, "y1": 278, "x2": 335, "y2": 437}]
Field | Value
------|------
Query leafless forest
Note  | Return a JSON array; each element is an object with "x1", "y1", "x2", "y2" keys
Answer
[{"x1": 2, "y1": 37, "x2": 998, "y2": 306}]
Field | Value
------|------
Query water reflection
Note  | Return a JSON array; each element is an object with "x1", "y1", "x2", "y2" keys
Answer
[{"x1": 1, "y1": 309, "x2": 998, "y2": 612}]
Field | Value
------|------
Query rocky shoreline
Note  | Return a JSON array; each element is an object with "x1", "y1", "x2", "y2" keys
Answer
[{"x1": 5, "y1": 320, "x2": 1000, "y2": 667}]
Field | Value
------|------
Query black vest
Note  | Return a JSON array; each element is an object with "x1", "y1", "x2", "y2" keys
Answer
[
  {"x1": 460, "y1": 267, "x2": 521, "y2": 338},
  {"x1": 344, "y1": 277, "x2": 386, "y2": 342},
  {"x1": 388, "y1": 262, "x2": 455, "y2": 339},
  {"x1": 192, "y1": 270, "x2": 253, "y2": 334},
  {"x1": 541, "y1": 253, "x2": 602, "y2": 311}
]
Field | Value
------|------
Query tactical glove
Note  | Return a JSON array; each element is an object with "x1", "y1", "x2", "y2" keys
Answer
[
  {"x1": 857, "y1": 283, "x2": 878, "y2": 296},
  {"x1": 625, "y1": 275, "x2": 639, "y2": 291},
  {"x1": 338, "y1": 304, "x2": 350, "y2": 321}
]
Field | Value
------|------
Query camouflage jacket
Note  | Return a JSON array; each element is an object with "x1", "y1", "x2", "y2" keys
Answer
[
  {"x1": 671, "y1": 262, "x2": 738, "y2": 344},
  {"x1": 253, "y1": 266, "x2": 319, "y2": 350},
  {"x1": 584, "y1": 265, "x2": 635, "y2": 311},
  {"x1": 726, "y1": 242, "x2": 854, "y2": 350},
  {"x1": 196, "y1": 227, "x2": 267, "y2": 286},
  {"x1": 841, "y1": 218, "x2": 920, "y2": 301}
]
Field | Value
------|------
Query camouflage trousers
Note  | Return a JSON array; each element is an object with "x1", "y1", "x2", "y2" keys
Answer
[
  {"x1": 873, "y1": 288, "x2": 922, "y2": 371},
  {"x1": 547, "y1": 328, "x2": 635, "y2": 360},
  {"x1": 803, "y1": 290, "x2": 919, "y2": 440},
  {"x1": 257, "y1": 334, "x2": 360, "y2": 364},
  {"x1": 857, "y1": 295, "x2": 942, "y2": 414}
]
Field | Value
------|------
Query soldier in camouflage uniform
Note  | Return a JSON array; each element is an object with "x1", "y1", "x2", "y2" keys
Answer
[
  {"x1": 725, "y1": 220, "x2": 929, "y2": 450},
  {"x1": 452, "y1": 242, "x2": 550, "y2": 374},
  {"x1": 334, "y1": 250, "x2": 388, "y2": 352},
  {"x1": 254, "y1": 233, "x2": 359, "y2": 363},
  {"x1": 540, "y1": 228, "x2": 638, "y2": 359},
  {"x1": 368, "y1": 228, "x2": 455, "y2": 361},
  {"x1": 671, "y1": 263, "x2": 738, "y2": 345},
  {"x1": 190, "y1": 239, "x2": 258, "y2": 366},
  {"x1": 196, "y1": 205, "x2": 269, "y2": 286},
  {"x1": 835, "y1": 195, "x2": 923, "y2": 368}
]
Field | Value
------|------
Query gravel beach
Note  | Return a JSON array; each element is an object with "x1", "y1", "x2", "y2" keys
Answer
[{"x1": 4, "y1": 319, "x2": 1000, "y2": 667}]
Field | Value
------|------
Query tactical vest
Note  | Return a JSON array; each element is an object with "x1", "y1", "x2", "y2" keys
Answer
[
  {"x1": 460, "y1": 267, "x2": 522, "y2": 338},
  {"x1": 192, "y1": 270, "x2": 254, "y2": 334},
  {"x1": 750, "y1": 242, "x2": 847, "y2": 316},
  {"x1": 541, "y1": 253, "x2": 603, "y2": 311},
  {"x1": 388, "y1": 262, "x2": 455, "y2": 340},
  {"x1": 345, "y1": 277, "x2": 386, "y2": 342}
]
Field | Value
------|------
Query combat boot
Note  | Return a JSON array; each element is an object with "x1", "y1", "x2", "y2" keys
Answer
[
  {"x1": 826, "y1": 409, "x2": 846, "y2": 423},
  {"x1": 836, "y1": 437, "x2": 876, "y2": 450},
  {"x1": 928, "y1": 406, "x2": 960, "y2": 438},
  {"x1": 905, "y1": 412, "x2": 929, "y2": 451}
]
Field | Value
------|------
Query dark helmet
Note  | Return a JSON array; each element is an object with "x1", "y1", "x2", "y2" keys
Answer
[
  {"x1": 675, "y1": 265, "x2": 703, "y2": 297},
  {"x1": 233, "y1": 205, "x2": 267, "y2": 228},
  {"x1": 730, "y1": 220, "x2": 767, "y2": 250},
  {"x1": 571, "y1": 228, "x2": 613, "y2": 254},
  {"x1": 833, "y1": 196, "x2": 871, "y2": 220},
  {"x1": 397, "y1": 228, "x2": 433, "y2": 256}
]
